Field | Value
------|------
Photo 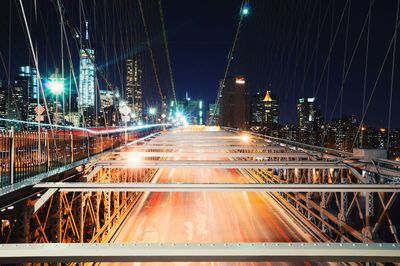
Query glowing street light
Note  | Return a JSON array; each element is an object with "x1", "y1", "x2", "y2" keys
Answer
[
  {"x1": 241, "y1": 134, "x2": 251, "y2": 143},
  {"x1": 47, "y1": 79, "x2": 64, "y2": 95},
  {"x1": 46, "y1": 74, "x2": 65, "y2": 126},
  {"x1": 149, "y1": 107, "x2": 157, "y2": 115},
  {"x1": 241, "y1": 2, "x2": 250, "y2": 16},
  {"x1": 126, "y1": 152, "x2": 142, "y2": 166}
]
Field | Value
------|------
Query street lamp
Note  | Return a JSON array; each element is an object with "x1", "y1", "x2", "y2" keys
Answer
[
  {"x1": 48, "y1": 80, "x2": 64, "y2": 95},
  {"x1": 241, "y1": 134, "x2": 250, "y2": 143},
  {"x1": 47, "y1": 76, "x2": 64, "y2": 126},
  {"x1": 149, "y1": 107, "x2": 157, "y2": 115},
  {"x1": 148, "y1": 107, "x2": 157, "y2": 124},
  {"x1": 241, "y1": 2, "x2": 250, "y2": 16}
]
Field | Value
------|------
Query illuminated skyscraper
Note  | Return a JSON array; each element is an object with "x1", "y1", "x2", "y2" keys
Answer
[
  {"x1": 125, "y1": 58, "x2": 142, "y2": 124},
  {"x1": 297, "y1": 97, "x2": 316, "y2": 128},
  {"x1": 18, "y1": 66, "x2": 38, "y2": 124},
  {"x1": 78, "y1": 21, "x2": 95, "y2": 109},
  {"x1": 262, "y1": 89, "x2": 279, "y2": 130}
]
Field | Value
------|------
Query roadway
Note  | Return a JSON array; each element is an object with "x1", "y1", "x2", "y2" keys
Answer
[{"x1": 102, "y1": 128, "x2": 329, "y2": 266}]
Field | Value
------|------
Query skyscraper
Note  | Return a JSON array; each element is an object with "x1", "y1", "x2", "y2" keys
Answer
[
  {"x1": 250, "y1": 92, "x2": 264, "y2": 128},
  {"x1": 174, "y1": 94, "x2": 204, "y2": 125},
  {"x1": 4, "y1": 66, "x2": 39, "y2": 126},
  {"x1": 18, "y1": 66, "x2": 38, "y2": 99},
  {"x1": 262, "y1": 89, "x2": 279, "y2": 130},
  {"x1": 78, "y1": 22, "x2": 96, "y2": 110},
  {"x1": 5, "y1": 76, "x2": 28, "y2": 130},
  {"x1": 297, "y1": 97, "x2": 316, "y2": 128},
  {"x1": 219, "y1": 76, "x2": 250, "y2": 130},
  {"x1": 125, "y1": 58, "x2": 142, "y2": 124}
]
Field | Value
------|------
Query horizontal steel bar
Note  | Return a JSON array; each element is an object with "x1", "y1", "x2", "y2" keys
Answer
[
  {"x1": 112, "y1": 152, "x2": 310, "y2": 158},
  {"x1": 0, "y1": 243, "x2": 398, "y2": 263},
  {"x1": 96, "y1": 160, "x2": 346, "y2": 169},
  {"x1": 34, "y1": 183, "x2": 400, "y2": 193},
  {"x1": 134, "y1": 145, "x2": 287, "y2": 151}
]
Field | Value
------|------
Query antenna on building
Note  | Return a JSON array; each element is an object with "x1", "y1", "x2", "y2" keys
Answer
[{"x1": 85, "y1": 21, "x2": 89, "y2": 41}]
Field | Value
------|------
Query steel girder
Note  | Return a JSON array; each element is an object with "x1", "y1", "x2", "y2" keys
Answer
[
  {"x1": 0, "y1": 166, "x2": 158, "y2": 245},
  {"x1": 96, "y1": 160, "x2": 348, "y2": 169},
  {"x1": 111, "y1": 151, "x2": 311, "y2": 158},
  {"x1": 34, "y1": 182, "x2": 400, "y2": 193},
  {"x1": 246, "y1": 167, "x2": 400, "y2": 243},
  {"x1": 0, "y1": 243, "x2": 398, "y2": 263}
]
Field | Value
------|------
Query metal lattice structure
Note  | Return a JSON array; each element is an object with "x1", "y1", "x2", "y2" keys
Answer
[{"x1": 1, "y1": 126, "x2": 400, "y2": 264}]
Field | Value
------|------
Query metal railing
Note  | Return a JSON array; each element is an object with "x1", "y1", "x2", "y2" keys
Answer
[
  {"x1": 222, "y1": 127, "x2": 354, "y2": 158},
  {"x1": 0, "y1": 125, "x2": 168, "y2": 188}
]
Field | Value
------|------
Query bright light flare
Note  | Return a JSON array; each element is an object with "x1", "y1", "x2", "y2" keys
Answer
[
  {"x1": 47, "y1": 80, "x2": 64, "y2": 95},
  {"x1": 126, "y1": 152, "x2": 143, "y2": 166},
  {"x1": 241, "y1": 134, "x2": 251, "y2": 143},
  {"x1": 149, "y1": 107, "x2": 157, "y2": 115}
]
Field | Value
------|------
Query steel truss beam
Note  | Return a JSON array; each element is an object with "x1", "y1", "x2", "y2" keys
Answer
[
  {"x1": 133, "y1": 145, "x2": 287, "y2": 151},
  {"x1": 112, "y1": 152, "x2": 310, "y2": 158},
  {"x1": 96, "y1": 160, "x2": 347, "y2": 169},
  {"x1": 34, "y1": 183, "x2": 400, "y2": 193},
  {"x1": 0, "y1": 243, "x2": 398, "y2": 263}
]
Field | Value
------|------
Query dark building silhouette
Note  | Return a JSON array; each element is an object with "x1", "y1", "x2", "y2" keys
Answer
[
  {"x1": 219, "y1": 76, "x2": 250, "y2": 130},
  {"x1": 250, "y1": 92, "x2": 264, "y2": 129}
]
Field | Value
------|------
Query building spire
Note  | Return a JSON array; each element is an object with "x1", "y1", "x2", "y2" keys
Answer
[
  {"x1": 85, "y1": 20, "x2": 89, "y2": 41},
  {"x1": 263, "y1": 84, "x2": 273, "y2": 102}
]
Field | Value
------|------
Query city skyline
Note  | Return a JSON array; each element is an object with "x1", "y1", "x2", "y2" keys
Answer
[
  {"x1": 0, "y1": 1, "x2": 399, "y2": 128},
  {"x1": 1, "y1": 2, "x2": 400, "y2": 264}
]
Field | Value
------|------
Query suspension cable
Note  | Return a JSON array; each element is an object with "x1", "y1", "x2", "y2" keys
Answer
[
  {"x1": 319, "y1": 1, "x2": 374, "y2": 145},
  {"x1": 210, "y1": 0, "x2": 246, "y2": 125},
  {"x1": 353, "y1": 13, "x2": 400, "y2": 148},
  {"x1": 138, "y1": 0, "x2": 164, "y2": 102},
  {"x1": 159, "y1": 0, "x2": 177, "y2": 104},
  {"x1": 360, "y1": 0, "x2": 373, "y2": 148},
  {"x1": 17, "y1": 0, "x2": 53, "y2": 130},
  {"x1": 386, "y1": 0, "x2": 399, "y2": 151}
]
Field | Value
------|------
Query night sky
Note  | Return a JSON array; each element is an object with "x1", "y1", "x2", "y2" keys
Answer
[{"x1": 0, "y1": 0, "x2": 399, "y2": 128}]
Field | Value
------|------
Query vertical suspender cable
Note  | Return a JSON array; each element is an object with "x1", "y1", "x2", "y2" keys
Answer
[
  {"x1": 159, "y1": 0, "x2": 177, "y2": 104},
  {"x1": 138, "y1": 0, "x2": 164, "y2": 103},
  {"x1": 387, "y1": 0, "x2": 399, "y2": 152},
  {"x1": 360, "y1": 0, "x2": 373, "y2": 148},
  {"x1": 340, "y1": 0, "x2": 351, "y2": 122},
  {"x1": 17, "y1": 0, "x2": 53, "y2": 131},
  {"x1": 8, "y1": 1, "x2": 12, "y2": 127},
  {"x1": 325, "y1": 0, "x2": 335, "y2": 121},
  {"x1": 353, "y1": 12, "x2": 400, "y2": 149},
  {"x1": 211, "y1": 1, "x2": 246, "y2": 125}
]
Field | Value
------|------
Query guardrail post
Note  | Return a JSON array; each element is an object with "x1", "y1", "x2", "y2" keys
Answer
[
  {"x1": 100, "y1": 134, "x2": 103, "y2": 153},
  {"x1": 9, "y1": 127, "x2": 15, "y2": 185},
  {"x1": 45, "y1": 131, "x2": 50, "y2": 172},
  {"x1": 70, "y1": 131, "x2": 74, "y2": 163},
  {"x1": 87, "y1": 135, "x2": 90, "y2": 158}
]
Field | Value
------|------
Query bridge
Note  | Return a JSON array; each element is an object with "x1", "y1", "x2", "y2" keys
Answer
[
  {"x1": 1, "y1": 0, "x2": 400, "y2": 264},
  {"x1": 1, "y1": 125, "x2": 399, "y2": 264}
]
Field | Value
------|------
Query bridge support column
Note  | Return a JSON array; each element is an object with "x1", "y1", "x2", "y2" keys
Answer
[{"x1": 338, "y1": 169, "x2": 348, "y2": 242}]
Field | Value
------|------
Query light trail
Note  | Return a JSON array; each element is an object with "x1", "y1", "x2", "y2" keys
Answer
[{"x1": 0, "y1": 117, "x2": 169, "y2": 135}]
